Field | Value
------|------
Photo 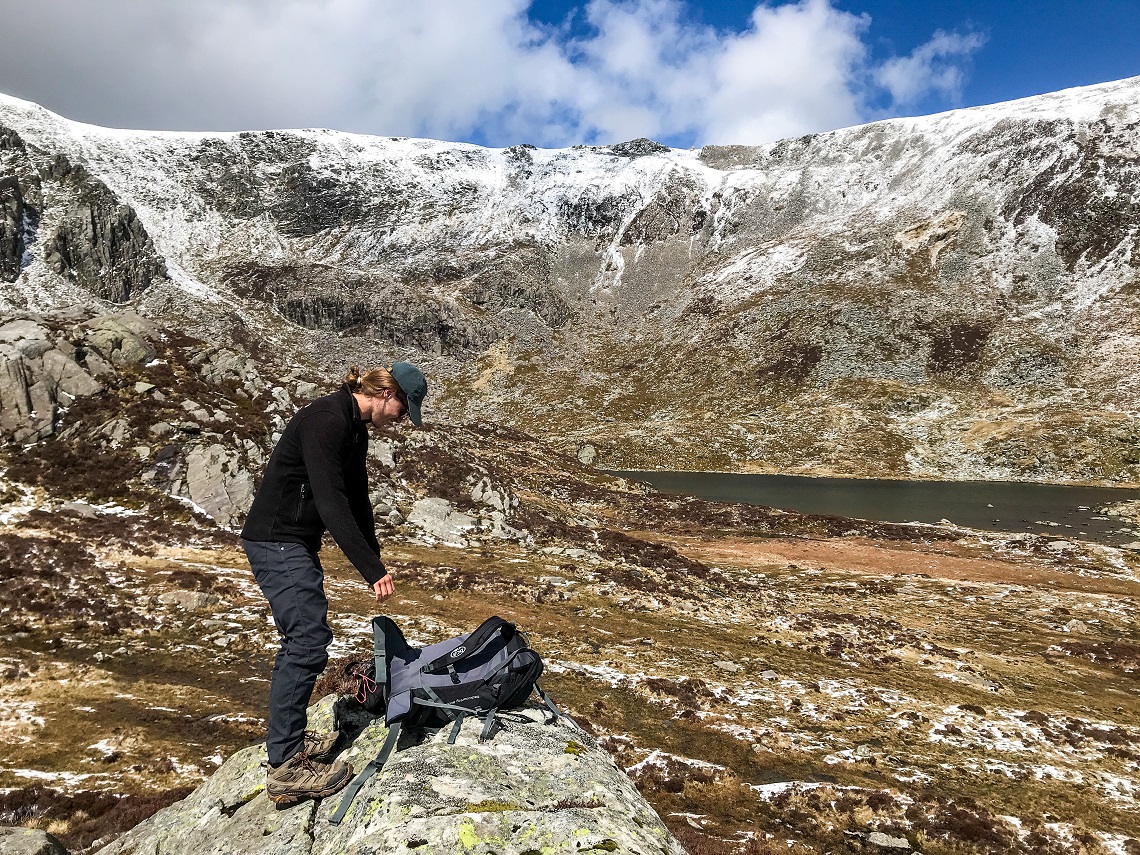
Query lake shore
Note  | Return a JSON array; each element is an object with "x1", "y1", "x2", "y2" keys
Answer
[{"x1": 615, "y1": 469, "x2": 1140, "y2": 548}]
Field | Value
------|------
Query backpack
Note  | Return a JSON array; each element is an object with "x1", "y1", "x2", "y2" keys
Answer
[{"x1": 329, "y1": 615, "x2": 567, "y2": 825}]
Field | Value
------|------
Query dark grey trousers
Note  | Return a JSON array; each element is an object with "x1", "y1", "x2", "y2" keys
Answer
[{"x1": 243, "y1": 540, "x2": 333, "y2": 767}]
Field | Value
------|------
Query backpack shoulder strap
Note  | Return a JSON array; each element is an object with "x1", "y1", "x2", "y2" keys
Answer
[
  {"x1": 372, "y1": 615, "x2": 408, "y2": 683},
  {"x1": 536, "y1": 683, "x2": 577, "y2": 727},
  {"x1": 328, "y1": 720, "x2": 403, "y2": 826},
  {"x1": 420, "y1": 616, "x2": 514, "y2": 674}
]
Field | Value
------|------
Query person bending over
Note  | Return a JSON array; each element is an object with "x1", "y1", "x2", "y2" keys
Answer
[{"x1": 241, "y1": 363, "x2": 427, "y2": 805}]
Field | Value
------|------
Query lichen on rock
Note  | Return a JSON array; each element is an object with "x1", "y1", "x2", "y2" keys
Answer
[{"x1": 95, "y1": 695, "x2": 684, "y2": 855}]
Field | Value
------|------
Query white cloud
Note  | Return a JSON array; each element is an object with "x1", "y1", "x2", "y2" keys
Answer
[
  {"x1": 703, "y1": 0, "x2": 870, "y2": 144},
  {"x1": 0, "y1": 0, "x2": 986, "y2": 146},
  {"x1": 874, "y1": 29, "x2": 989, "y2": 106}
]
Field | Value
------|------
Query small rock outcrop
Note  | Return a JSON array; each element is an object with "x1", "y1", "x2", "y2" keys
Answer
[
  {"x1": 577, "y1": 443, "x2": 598, "y2": 465},
  {"x1": 407, "y1": 497, "x2": 478, "y2": 547},
  {"x1": 183, "y1": 442, "x2": 256, "y2": 528},
  {"x1": 609, "y1": 138, "x2": 671, "y2": 158},
  {"x1": 0, "y1": 312, "x2": 158, "y2": 441},
  {"x1": 191, "y1": 346, "x2": 267, "y2": 398},
  {"x1": 82, "y1": 313, "x2": 156, "y2": 367},
  {"x1": 96, "y1": 696, "x2": 683, "y2": 855},
  {"x1": 0, "y1": 827, "x2": 69, "y2": 855}
]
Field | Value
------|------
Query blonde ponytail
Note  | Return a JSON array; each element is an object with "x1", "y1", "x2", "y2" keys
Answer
[
  {"x1": 343, "y1": 365, "x2": 364, "y2": 391},
  {"x1": 343, "y1": 365, "x2": 398, "y2": 396}
]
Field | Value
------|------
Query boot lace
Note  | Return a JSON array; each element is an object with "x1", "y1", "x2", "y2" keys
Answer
[
  {"x1": 294, "y1": 751, "x2": 320, "y2": 774},
  {"x1": 351, "y1": 666, "x2": 378, "y2": 704}
]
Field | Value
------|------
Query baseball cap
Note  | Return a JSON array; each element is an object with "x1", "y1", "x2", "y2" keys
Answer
[{"x1": 390, "y1": 362, "x2": 427, "y2": 427}]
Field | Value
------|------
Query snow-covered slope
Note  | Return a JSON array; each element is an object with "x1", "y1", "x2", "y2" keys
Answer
[{"x1": 2, "y1": 78, "x2": 1139, "y2": 483}]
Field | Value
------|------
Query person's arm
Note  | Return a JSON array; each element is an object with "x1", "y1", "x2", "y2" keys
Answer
[
  {"x1": 298, "y1": 411, "x2": 389, "y2": 587},
  {"x1": 346, "y1": 453, "x2": 381, "y2": 556}
]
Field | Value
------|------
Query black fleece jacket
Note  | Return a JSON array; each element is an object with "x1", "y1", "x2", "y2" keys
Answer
[{"x1": 241, "y1": 385, "x2": 386, "y2": 585}]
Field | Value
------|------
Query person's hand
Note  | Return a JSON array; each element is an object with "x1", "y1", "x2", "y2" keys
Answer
[{"x1": 373, "y1": 573, "x2": 395, "y2": 603}]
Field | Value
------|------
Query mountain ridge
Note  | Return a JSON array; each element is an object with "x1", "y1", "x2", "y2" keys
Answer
[
  {"x1": 2, "y1": 77, "x2": 1139, "y2": 483},
  {"x1": 3, "y1": 73, "x2": 1137, "y2": 147}
]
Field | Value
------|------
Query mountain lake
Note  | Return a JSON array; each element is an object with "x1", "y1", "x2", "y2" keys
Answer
[{"x1": 616, "y1": 470, "x2": 1140, "y2": 546}]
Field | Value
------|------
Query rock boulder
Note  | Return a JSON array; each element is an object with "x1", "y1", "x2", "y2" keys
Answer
[
  {"x1": 83, "y1": 313, "x2": 156, "y2": 366},
  {"x1": 183, "y1": 442, "x2": 256, "y2": 529},
  {"x1": 407, "y1": 497, "x2": 477, "y2": 547},
  {"x1": 42, "y1": 346, "x2": 103, "y2": 397},
  {"x1": 0, "y1": 827, "x2": 69, "y2": 855},
  {"x1": 0, "y1": 343, "x2": 37, "y2": 437},
  {"x1": 0, "y1": 318, "x2": 112, "y2": 441},
  {"x1": 96, "y1": 695, "x2": 683, "y2": 855}
]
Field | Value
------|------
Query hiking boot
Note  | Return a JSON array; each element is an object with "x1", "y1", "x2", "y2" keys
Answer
[
  {"x1": 266, "y1": 751, "x2": 353, "y2": 807},
  {"x1": 303, "y1": 729, "x2": 340, "y2": 761}
]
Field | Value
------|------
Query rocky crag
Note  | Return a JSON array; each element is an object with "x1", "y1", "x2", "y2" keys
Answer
[
  {"x1": 0, "y1": 308, "x2": 547, "y2": 536},
  {"x1": 0, "y1": 311, "x2": 269, "y2": 527},
  {"x1": 95, "y1": 696, "x2": 682, "y2": 855},
  {"x1": 1, "y1": 79, "x2": 1139, "y2": 482}
]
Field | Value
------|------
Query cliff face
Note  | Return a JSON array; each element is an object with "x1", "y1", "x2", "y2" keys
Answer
[{"x1": 1, "y1": 78, "x2": 1139, "y2": 482}]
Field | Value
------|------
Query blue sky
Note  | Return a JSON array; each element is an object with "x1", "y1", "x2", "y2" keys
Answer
[
  {"x1": 833, "y1": 0, "x2": 1140, "y2": 110},
  {"x1": 0, "y1": 0, "x2": 1137, "y2": 147},
  {"x1": 527, "y1": 0, "x2": 1140, "y2": 121}
]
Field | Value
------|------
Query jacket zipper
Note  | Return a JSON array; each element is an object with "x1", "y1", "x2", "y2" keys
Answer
[{"x1": 296, "y1": 483, "x2": 308, "y2": 522}]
